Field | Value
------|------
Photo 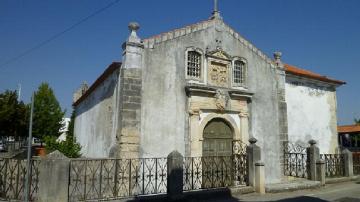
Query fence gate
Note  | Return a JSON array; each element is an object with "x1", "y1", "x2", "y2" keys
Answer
[
  {"x1": 183, "y1": 140, "x2": 247, "y2": 191},
  {"x1": 284, "y1": 142, "x2": 308, "y2": 178},
  {"x1": 320, "y1": 154, "x2": 345, "y2": 177}
]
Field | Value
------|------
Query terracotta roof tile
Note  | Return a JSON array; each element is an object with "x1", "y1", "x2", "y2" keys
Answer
[
  {"x1": 284, "y1": 64, "x2": 346, "y2": 85},
  {"x1": 338, "y1": 125, "x2": 360, "y2": 133}
]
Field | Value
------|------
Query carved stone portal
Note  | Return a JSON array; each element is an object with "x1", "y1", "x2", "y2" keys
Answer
[{"x1": 208, "y1": 61, "x2": 229, "y2": 87}]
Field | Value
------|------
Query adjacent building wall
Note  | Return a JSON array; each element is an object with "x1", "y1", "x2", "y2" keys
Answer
[
  {"x1": 285, "y1": 76, "x2": 338, "y2": 153},
  {"x1": 74, "y1": 69, "x2": 120, "y2": 157}
]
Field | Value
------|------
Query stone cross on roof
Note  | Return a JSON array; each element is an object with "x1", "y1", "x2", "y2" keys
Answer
[{"x1": 211, "y1": 0, "x2": 222, "y2": 20}]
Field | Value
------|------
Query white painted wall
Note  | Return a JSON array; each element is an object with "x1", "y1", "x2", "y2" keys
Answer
[
  {"x1": 74, "y1": 70, "x2": 120, "y2": 157},
  {"x1": 285, "y1": 77, "x2": 338, "y2": 153}
]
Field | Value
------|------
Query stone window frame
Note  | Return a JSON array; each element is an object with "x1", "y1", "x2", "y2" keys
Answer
[
  {"x1": 185, "y1": 47, "x2": 204, "y2": 83},
  {"x1": 232, "y1": 57, "x2": 247, "y2": 88}
]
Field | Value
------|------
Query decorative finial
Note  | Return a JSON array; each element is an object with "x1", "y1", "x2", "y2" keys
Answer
[
  {"x1": 210, "y1": 0, "x2": 222, "y2": 20},
  {"x1": 273, "y1": 51, "x2": 282, "y2": 60},
  {"x1": 308, "y1": 139, "x2": 317, "y2": 146},
  {"x1": 128, "y1": 22, "x2": 140, "y2": 32},
  {"x1": 273, "y1": 51, "x2": 283, "y2": 69},
  {"x1": 127, "y1": 22, "x2": 141, "y2": 43}
]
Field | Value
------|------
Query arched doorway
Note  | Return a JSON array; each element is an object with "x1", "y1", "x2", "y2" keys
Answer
[{"x1": 203, "y1": 118, "x2": 233, "y2": 156}]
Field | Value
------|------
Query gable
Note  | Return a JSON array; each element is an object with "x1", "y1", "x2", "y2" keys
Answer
[{"x1": 142, "y1": 19, "x2": 275, "y2": 67}]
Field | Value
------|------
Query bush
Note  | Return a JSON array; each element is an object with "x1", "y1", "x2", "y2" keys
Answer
[{"x1": 44, "y1": 135, "x2": 81, "y2": 158}]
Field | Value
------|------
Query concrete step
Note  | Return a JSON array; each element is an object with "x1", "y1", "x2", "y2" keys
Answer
[{"x1": 265, "y1": 179, "x2": 321, "y2": 193}]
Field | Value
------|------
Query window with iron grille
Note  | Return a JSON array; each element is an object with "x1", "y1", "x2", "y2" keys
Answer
[
  {"x1": 187, "y1": 51, "x2": 201, "y2": 79},
  {"x1": 233, "y1": 60, "x2": 246, "y2": 86}
]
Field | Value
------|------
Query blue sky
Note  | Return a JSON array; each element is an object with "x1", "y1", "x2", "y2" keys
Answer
[{"x1": 0, "y1": 0, "x2": 359, "y2": 125}]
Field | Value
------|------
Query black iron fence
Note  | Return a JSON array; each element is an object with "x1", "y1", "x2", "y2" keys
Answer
[
  {"x1": 320, "y1": 154, "x2": 345, "y2": 177},
  {"x1": 0, "y1": 158, "x2": 40, "y2": 201},
  {"x1": 283, "y1": 142, "x2": 308, "y2": 178},
  {"x1": 353, "y1": 153, "x2": 360, "y2": 175},
  {"x1": 183, "y1": 154, "x2": 247, "y2": 191},
  {"x1": 68, "y1": 158, "x2": 167, "y2": 201}
]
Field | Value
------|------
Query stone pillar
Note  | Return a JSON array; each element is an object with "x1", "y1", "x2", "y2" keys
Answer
[
  {"x1": 167, "y1": 151, "x2": 184, "y2": 200},
  {"x1": 273, "y1": 52, "x2": 289, "y2": 176},
  {"x1": 316, "y1": 159, "x2": 325, "y2": 186},
  {"x1": 307, "y1": 139, "x2": 320, "y2": 181},
  {"x1": 342, "y1": 149, "x2": 353, "y2": 177},
  {"x1": 239, "y1": 110, "x2": 249, "y2": 143},
  {"x1": 189, "y1": 109, "x2": 201, "y2": 157},
  {"x1": 246, "y1": 137, "x2": 261, "y2": 187},
  {"x1": 255, "y1": 161, "x2": 265, "y2": 194},
  {"x1": 116, "y1": 22, "x2": 144, "y2": 159},
  {"x1": 37, "y1": 151, "x2": 70, "y2": 202}
]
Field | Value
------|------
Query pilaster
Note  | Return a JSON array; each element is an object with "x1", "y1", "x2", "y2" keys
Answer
[
  {"x1": 116, "y1": 22, "x2": 144, "y2": 159},
  {"x1": 189, "y1": 109, "x2": 202, "y2": 157},
  {"x1": 273, "y1": 51, "x2": 289, "y2": 176},
  {"x1": 239, "y1": 109, "x2": 249, "y2": 143}
]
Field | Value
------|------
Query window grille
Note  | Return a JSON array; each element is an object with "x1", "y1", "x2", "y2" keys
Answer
[
  {"x1": 233, "y1": 60, "x2": 246, "y2": 85},
  {"x1": 187, "y1": 51, "x2": 201, "y2": 78}
]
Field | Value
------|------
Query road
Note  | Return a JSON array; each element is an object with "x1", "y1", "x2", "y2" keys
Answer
[{"x1": 207, "y1": 180, "x2": 360, "y2": 202}]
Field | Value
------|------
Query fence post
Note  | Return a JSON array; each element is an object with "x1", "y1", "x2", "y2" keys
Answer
[
  {"x1": 316, "y1": 159, "x2": 325, "y2": 185},
  {"x1": 167, "y1": 150, "x2": 183, "y2": 201},
  {"x1": 37, "y1": 150, "x2": 70, "y2": 202},
  {"x1": 342, "y1": 149, "x2": 353, "y2": 177},
  {"x1": 246, "y1": 137, "x2": 261, "y2": 187},
  {"x1": 306, "y1": 139, "x2": 319, "y2": 181},
  {"x1": 255, "y1": 161, "x2": 265, "y2": 194}
]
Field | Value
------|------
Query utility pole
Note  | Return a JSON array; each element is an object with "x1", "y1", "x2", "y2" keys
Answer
[
  {"x1": 25, "y1": 92, "x2": 34, "y2": 202},
  {"x1": 17, "y1": 83, "x2": 21, "y2": 102}
]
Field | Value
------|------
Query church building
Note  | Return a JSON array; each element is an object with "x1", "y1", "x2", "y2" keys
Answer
[{"x1": 72, "y1": 5, "x2": 345, "y2": 183}]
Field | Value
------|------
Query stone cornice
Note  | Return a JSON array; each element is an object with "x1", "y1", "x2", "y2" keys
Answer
[{"x1": 185, "y1": 84, "x2": 253, "y2": 100}]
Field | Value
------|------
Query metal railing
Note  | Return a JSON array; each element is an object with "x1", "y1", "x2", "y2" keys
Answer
[
  {"x1": 183, "y1": 141, "x2": 248, "y2": 191},
  {"x1": 0, "y1": 158, "x2": 40, "y2": 201},
  {"x1": 320, "y1": 154, "x2": 345, "y2": 177},
  {"x1": 353, "y1": 153, "x2": 360, "y2": 175},
  {"x1": 68, "y1": 158, "x2": 167, "y2": 201},
  {"x1": 283, "y1": 142, "x2": 308, "y2": 178}
]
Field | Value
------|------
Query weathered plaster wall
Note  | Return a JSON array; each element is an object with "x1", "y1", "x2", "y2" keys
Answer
[
  {"x1": 74, "y1": 69, "x2": 120, "y2": 157},
  {"x1": 285, "y1": 76, "x2": 338, "y2": 153},
  {"x1": 141, "y1": 20, "x2": 282, "y2": 183}
]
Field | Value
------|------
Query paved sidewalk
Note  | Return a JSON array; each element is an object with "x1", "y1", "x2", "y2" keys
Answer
[{"x1": 207, "y1": 180, "x2": 360, "y2": 202}]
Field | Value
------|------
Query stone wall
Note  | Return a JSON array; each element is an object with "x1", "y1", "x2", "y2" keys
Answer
[
  {"x1": 74, "y1": 69, "x2": 120, "y2": 157},
  {"x1": 285, "y1": 76, "x2": 339, "y2": 153}
]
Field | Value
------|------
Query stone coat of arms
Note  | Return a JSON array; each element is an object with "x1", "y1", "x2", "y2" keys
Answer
[{"x1": 214, "y1": 89, "x2": 229, "y2": 111}]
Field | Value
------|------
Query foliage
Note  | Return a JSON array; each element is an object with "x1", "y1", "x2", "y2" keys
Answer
[
  {"x1": 44, "y1": 135, "x2": 82, "y2": 158},
  {"x1": 355, "y1": 118, "x2": 360, "y2": 125},
  {"x1": 32, "y1": 83, "x2": 65, "y2": 140},
  {"x1": 44, "y1": 108, "x2": 81, "y2": 158},
  {"x1": 0, "y1": 90, "x2": 29, "y2": 138}
]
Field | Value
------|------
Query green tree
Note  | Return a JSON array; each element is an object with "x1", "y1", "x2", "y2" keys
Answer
[
  {"x1": 0, "y1": 90, "x2": 29, "y2": 139},
  {"x1": 45, "y1": 108, "x2": 81, "y2": 158},
  {"x1": 32, "y1": 83, "x2": 65, "y2": 141},
  {"x1": 355, "y1": 118, "x2": 360, "y2": 125}
]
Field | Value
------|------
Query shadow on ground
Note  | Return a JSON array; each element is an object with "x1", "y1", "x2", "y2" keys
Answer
[
  {"x1": 333, "y1": 197, "x2": 360, "y2": 202},
  {"x1": 274, "y1": 196, "x2": 328, "y2": 202}
]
